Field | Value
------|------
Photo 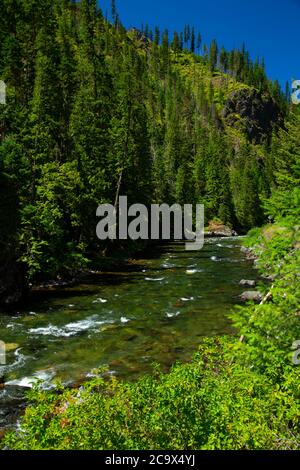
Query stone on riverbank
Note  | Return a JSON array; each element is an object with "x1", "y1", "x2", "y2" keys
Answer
[
  {"x1": 206, "y1": 221, "x2": 238, "y2": 238},
  {"x1": 239, "y1": 279, "x2": 256, "y2": 287},
  {"x1": 239, "y1": 291, "x2": 263, "y2": 303}
]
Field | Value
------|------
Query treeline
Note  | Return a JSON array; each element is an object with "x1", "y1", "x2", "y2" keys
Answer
[{"x1": 0, "y1": 0, "x2": 286, "y2": 284}]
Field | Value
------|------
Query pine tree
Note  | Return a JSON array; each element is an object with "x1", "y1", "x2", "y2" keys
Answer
[
  {"x1": 111, "y1": 0, "x2": 117, "y2": 24},
  {"x1": 154, "y1": 26, "x2": 160, "y2": 45},
  {"x1": 179, "y1": 32, "x2": 183, "y2": 50},
  {"x1": 209, "y1": 40, "x2": 218, "y2": 72},
  {"x1": 172, "y1": 31, "x2": 180, "y2": 52},
  {"x1": 190, "y1": 27, "x2": 195, "y2": 53},
  {"x1": 220, "y1": 47, "x2": 228, "y2": 72},
  {"x1": 161, "y1": 29, "x2": 169, "y2": 76},
  {"x1": 196, "y1": 32, "x2": 202, "y2": 54},
  {"x1": 285, "y1": 81, "x2": 290, "y2": 103},
  {"x1": 230, "y1": 144, "x2": 265, "y2": 230}
]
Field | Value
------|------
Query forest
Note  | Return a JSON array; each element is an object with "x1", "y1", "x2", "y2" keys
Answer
[
  {"x1": 0, "y1": 0, "x2": 299, "y2": 451},
  {"x1": 0, "y1": 0, "x2": 289, "y2": 302}
]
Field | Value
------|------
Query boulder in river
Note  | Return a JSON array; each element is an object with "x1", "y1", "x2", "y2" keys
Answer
[
  {"x1": 239, "y1": 291, "x2": 263, "y2": 303},
  {"x1": 206, "y1": 221, "x2": 238, "y2": 238},
  {"x1": 239, "y1": 279, "x2": 256, "y2": 287}
]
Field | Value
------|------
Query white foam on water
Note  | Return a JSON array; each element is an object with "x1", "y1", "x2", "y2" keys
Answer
[
  {"x1": 29, "y1": 316, "x2": 113, "y2": 338},
  {"x1": 5, "y1": 377, "x2": 36, "y2": 388},
  {"x1": 181, "y1": 297, "x2": 194, "y2": 302},
  {"x1": 0, "y1": 348, "x2": 28, "y2": 374},
  {"x1": 166, "y1": 311, "x2": 181, "y2": 318},
  {"x1": 87, "y1": 369, "x2": 117, "y2": 379},
  {"x1": 145, "y1": 277, "x2": 165, "y2": 281},
  {"x1": 161, "y1": 262, "x2": 175, "y2": 268},
  {"x1": 6, "y1": 323, "x2": 22, "y2": 329},
  {"x1": 92, "y1": 298, "x2": 108, "y2": 304},
  {"x1": 28, "y1": 325, "x2": 74, "y2": 337},
  {"x1": 120, "y1": 317, "x2": 130, "y2": 323},
  {"x1": 6, "y1": 369, "x2": 56, "y2": 389}
]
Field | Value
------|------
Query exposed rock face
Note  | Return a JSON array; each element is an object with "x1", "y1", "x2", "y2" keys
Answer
[
  {"x1": 239, "y1": 290, "x2": 263, "y2": 303},
  {"x1": 0, "y1": 258, "x2": 26, "y2": 308},
  {"x1": 222, "y1": 88, "x2": 283, "y2": 143},
  {"x1": 206, "y1": 221, "x2": 238, "y2": 238}
]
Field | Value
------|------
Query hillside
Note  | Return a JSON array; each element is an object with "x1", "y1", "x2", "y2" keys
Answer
[{"x1": 0, "y1": 1, "x2": 288, "y2": 302}]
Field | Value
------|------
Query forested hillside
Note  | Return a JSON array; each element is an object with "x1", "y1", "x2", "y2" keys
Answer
[
  {"x1": 0, "y1": 0, "x2": 288, "y2": 305},
  {"x1": 4, "y1": 110, "x2": 300, "y2": 449},
  {"x1": 1, "y1": 0, "x2": 299, "y2": 451}
]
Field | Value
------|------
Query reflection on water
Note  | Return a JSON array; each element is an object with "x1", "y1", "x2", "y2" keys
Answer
[{"x1": 0, "y1": 238, "x2": 258, "y2": 427}]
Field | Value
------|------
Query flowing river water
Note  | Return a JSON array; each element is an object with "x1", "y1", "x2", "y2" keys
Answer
[{"x1": 0, "y1": 237, "x2": 259, "y2": 430}]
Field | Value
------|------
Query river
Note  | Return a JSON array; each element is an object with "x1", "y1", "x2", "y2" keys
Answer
[{"x1": 0, "y1": 237, "x2": 258, "y2": 430}]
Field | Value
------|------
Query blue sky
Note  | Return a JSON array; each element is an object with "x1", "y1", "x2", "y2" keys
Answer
[{"x1": 98, "y1": 0, "x2": 300, "y2": 90}]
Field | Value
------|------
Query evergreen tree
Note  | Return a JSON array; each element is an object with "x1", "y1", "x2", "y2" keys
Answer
[
  {"x1": 220, "y1": 47, "x2": 228, "y2": 72},
  {"x1": 196, "y1": 32, "x2": 202, "y2": 54},
  {"x1": 154, "y1": 26, "x2": 160, "y2": 45},
  {"x1": 111, "y1": 0, "x2": 117, "y2": 24},
  {"x1": 230, "y1": 144, "x2": 265, "y2": 230},
  {"x1": 161, "y1": 29, "x2": 169, "y2": 76},
  {"x1": 209, "y1": 40, "x2": 218, "y2": 71},
  {"x1": 172, "y1": 31, "x2": 180, "y2": 52},
  {"x1": 190, "y1": 27, "x2": 195, "y2": 53}
]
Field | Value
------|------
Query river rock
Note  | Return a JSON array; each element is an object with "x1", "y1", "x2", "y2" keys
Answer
[
  {"x1": 240, "y1": 246, "x2": 257, "y2": 261},
  {"x1": 239, "y1": 291, "x2": 263, "y2": 303},
  {"x1": 239, "y1": 279, "x2": 256, "y2": 287},
  {"x1": 206, "y1": 221, "x2": 238, "y2": 238}
]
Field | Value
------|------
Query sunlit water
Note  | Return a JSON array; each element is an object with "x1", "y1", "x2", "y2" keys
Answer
[{"x1": 0, "y1": 238, "x2": 259, "y2": 428}]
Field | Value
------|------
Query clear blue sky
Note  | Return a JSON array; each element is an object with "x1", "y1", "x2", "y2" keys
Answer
[{"x1": 98, "y1": 0, "x2": 300, "y2": 90}]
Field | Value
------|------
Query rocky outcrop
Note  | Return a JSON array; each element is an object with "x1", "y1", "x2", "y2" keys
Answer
[
  {"x1": 222, "y1": 88, "x2": 283, "y2": 143},
  {"x1": 206, "y1": 222, "x2": 238, "y2": 238}
]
